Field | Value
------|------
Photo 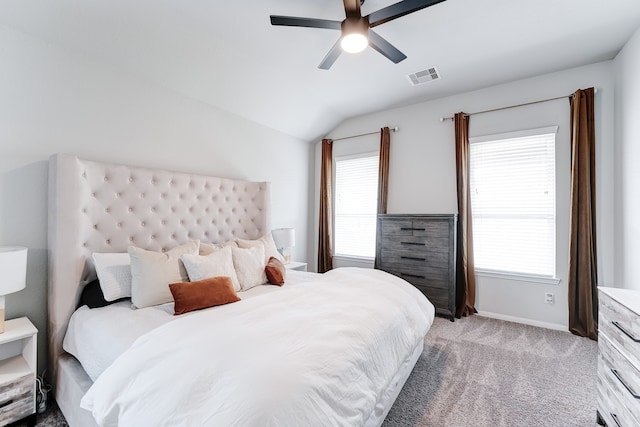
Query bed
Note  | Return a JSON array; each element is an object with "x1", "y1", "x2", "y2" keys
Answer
[{"x1": 47, "y1": 154, "x2": 435, "y2": 426}]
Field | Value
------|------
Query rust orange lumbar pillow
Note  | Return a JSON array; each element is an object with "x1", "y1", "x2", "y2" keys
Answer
[
  {"x1": 265, "y1": 256, "x2": 286, "y2": 286},
  {"x1": 169, "y1": 276, "x2": 240, "y2": 315}
]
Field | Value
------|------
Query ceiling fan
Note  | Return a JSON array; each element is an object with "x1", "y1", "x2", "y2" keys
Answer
[{"x1": 270, "y1": 0, "x2": 446, "y2": 70}]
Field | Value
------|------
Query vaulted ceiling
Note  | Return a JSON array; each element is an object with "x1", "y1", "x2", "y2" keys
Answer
[{"x1": 1, "y1": 0, "x2": 639, "y2": 141}]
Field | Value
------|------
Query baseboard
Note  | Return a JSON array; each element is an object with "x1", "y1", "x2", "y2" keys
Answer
[{"x1": 477, "y1": 311, "x2": 568, "y2": 332}]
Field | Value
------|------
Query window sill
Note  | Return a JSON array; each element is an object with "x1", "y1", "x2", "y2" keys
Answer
[
  {"x1": 475, "y1": 269, "x2": 561, "y2": 285},
  {"x1": 333, "y1": 255, "x2": 375, "y2": 263}
]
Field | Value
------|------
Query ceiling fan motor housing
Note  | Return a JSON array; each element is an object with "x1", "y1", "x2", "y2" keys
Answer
[{"x1": 341, "y1": 16, "x2": 369, "y2": 38}]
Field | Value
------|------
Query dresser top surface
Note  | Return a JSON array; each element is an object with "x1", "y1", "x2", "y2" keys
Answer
[
  {"x1": 378, "y1": 214, "x2": 458, "y2": 219},
  {"x1": 600, "y1": 286, "x2": 640, "y2": 316}
]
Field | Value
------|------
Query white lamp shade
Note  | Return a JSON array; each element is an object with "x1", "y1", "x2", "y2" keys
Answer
[
  {"x1": 272, "y1": 228, "x2": 295, "y2": 249},
  {"x1": 0, "y1": 247, "x2": 27, "y2": 295}
]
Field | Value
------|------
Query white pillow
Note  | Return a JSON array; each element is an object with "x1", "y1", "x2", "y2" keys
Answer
[
  {"x1": 231, "y1": 245, "x2": 267, "y2": 291},
  {"x1": 180, "y1": 246, "x2": 241, "y2": 292},
  {"x1": 236, "y1": 233, "x2": 284, "y2": 263},
  {"x1": 92, "y1": 252, "x2": 132, "y2": 301},
  {"x1": 128, "y1": 240, "x2": 200, "y2": 309},
  {"x1": 200, "y1": 239, "x2": 238, "y2": 256}
]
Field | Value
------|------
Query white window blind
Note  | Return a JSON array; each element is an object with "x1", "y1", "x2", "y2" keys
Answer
[
  {"x1": 334, "y1": 154, "x2": 379, "y2": 259},
  {"x1": 469, "y1": 129, "x2": 556, "y2": 277}
]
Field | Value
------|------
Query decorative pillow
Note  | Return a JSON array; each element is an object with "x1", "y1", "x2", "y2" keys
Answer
[
  {"x1": 92, "y1": 252, "x2": 132, "y2": 301},
  {"x1": 231, "y1": 245, "x2": 267, "y2": 291},
  {"x1": 200, "y1": 239, "x2": 238, "y2": 256},
  {"x1": 236, "y1": 233, "x2": 284, "y2": 263},
  {"x1": 265, "y1": 256, "x2": 286, "y2": 286},
  {"x1": 128, "y1": 240, "x2": 200, "y2": 309},
  {"x1": 169, "y1": 276, "x2": 240, "y2": 315},
  {"x1": 78, "y1": 279, "x2": 127, "y2": 309},
  {"x1": 180, "y1": 246, "x2": 241, "y2": 292}
]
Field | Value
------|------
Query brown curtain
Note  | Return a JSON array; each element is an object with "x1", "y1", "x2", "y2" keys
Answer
[
  {"x1": 568, "y1": 88, "x2": 598, "y2": 340},
  {"x1": 374, "y1": 127, "x2": 391, "y2": 269},
  {"x1": 318, "y1": 139, "x2": 334, "y2": 273},
  {"x1": 454, "y1": 112, "x2": 476, "y2": 318},
  {"x1": 377, "y1": 127, "x2": 391, "y2": 214}
]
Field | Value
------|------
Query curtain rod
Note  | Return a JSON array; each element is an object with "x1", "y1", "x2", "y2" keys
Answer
[
  {"x1": 438, "y1": 89, "x2": 598, "y2": 122},
  {"x1": 329, "y1": 126, "x2": 398, "y2": 142}
]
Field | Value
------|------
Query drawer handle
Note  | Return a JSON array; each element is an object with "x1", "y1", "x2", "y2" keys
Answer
[
  {"x1": 399, "y1": 227, "x2": 426, "y2": 231},
  {"x1": 400, "y1": 242, "x2": 426, "y2": 246},
  {"x1": 612, "y1": 321, "x2": 640, "y2": 343},
  {"x1": 412, "y1": 228, "x2": 426, "y2": 231},
  {"x1": 611, "y1": 368, "x2": 640, "y2": 399},
  {"x1": 401, "y1": 256, "x2": 426, "y2": 261},
  {"x1": 401, "y1": 273, "x2": 426, "y2": 279},
  {"x1": 611, "y1": 412, "x2": 623, "y2": 427},
  {"x1": 0, "y1": 399, "x2": 13, "y2": 409}
]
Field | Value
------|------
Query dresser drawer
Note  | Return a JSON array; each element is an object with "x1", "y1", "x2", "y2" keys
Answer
[
  {"x1": 0, "y1": 374, "x2": 34, "y2": 425},
  {"x1": 382, "y1": 267, "x2": 450, "y2": 290},
  {"x1": 600, "y1": 292, "x2": 640, "y2": 369},
  {"x1": 599, "y1": 374, "x2": 640, "y2": 427},
  {"x1": 380, "y1": 219, "x2": 413, "y2": 236},
  {"x1": 415, "y1": 286, "x2": 450, "y2": 312},
  {"x1": 411, "y1": 220, "x2": 450, "y2": 238},
  {"x1": 380, "y1": 249, "x2": 449, "y2": 270},
  {"x1": 380, "y1": 218, "x2": 450, "y2": 238},
  {"x1": 381, "y1": 236, "x2": 450, "y2": 257},
  {"x1": 599, "y1": 335, "x2": 640, "y2": 422}
]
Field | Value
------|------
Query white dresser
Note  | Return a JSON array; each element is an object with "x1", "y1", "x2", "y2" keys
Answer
[{"x1": 598, "y1": 287, "x2": 640, "y2": 426}]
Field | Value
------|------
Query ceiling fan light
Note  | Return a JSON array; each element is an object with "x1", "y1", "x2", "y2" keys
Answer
[{"x1": 341, "y1": 33, "x2": 368, "y2": 53}]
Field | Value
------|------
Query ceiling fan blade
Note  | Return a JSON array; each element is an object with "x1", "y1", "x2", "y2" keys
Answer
[
  {"x1": 368, "y1": 30, "x2": 407, "y2": 64},
  {"x1": 318, "y1": 39, "x2": 343, "y2": 70},
  {"x1": 270, "y1": 16, "x2": 342, "y2": 30},
  {"x1": 343, "y1": 0, "x2": 361, "y2": 18},
  {"x1": 367, "y1": 0, "x2": 446, "y2": 28}
]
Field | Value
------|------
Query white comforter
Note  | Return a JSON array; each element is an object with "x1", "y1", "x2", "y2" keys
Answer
[
  {"x1": 64, "y1": 271, "x2": 322, "y2": 382},
  {"x1": 81, "y1": 268, "x2": 435, "y2": 427}
]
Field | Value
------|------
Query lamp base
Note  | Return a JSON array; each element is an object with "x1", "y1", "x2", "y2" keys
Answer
[{"x1": 278, "y1": 248, "x2": 292, "y2": 265}]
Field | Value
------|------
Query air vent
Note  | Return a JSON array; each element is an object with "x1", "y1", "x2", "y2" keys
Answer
[{"x1": 407, "y1": 66, "x2": 440, "y2": 86}]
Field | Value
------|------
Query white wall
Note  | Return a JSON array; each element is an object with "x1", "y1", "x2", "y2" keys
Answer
[
  {"x1": 614, "y1": 27, "x2": 640, "y2": 291},
  {"x1": 316, "y1": 61, "x2": 615, "y2": 330},
  {"x1": 0, "y1": 24, "x2": 311, "y2": 374}
]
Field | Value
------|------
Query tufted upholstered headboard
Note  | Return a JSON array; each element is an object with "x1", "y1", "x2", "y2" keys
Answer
[{"x1": 47, "y1": 154, "x2": 271, "y2": 384}]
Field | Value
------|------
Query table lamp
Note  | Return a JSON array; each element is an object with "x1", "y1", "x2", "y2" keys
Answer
[
  {"x1": 272, "y1": 228, "x2": 295, "y2": 264},
  {"x1": 0, "y1": 247, "x2": 27, "y2": 333}
]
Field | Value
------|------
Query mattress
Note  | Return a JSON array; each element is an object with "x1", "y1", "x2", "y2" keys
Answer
[{"x1": 63, "y1": 270, "x2": 320, "y2": 381}]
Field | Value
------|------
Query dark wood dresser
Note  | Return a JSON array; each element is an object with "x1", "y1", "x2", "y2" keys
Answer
[{"x1": 375, "y1": 214, "x2": 457, "y2": 321}]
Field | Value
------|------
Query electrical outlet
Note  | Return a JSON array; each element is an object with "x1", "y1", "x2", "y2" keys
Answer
[{"x1": 545, "y1": 292, "x2": 555, "y2": 304}]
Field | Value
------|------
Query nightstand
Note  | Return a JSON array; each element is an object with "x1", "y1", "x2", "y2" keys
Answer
[
  {"x1": 0, "y1": 317, "x2": 37, "y2": 426},
  {"x1": 286, "y1": 261, "x2": 308, "y2": 272}
]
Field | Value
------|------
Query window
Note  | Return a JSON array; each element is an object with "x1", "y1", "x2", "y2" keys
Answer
[
  {"x1": 469, "y1": 127, "x2": 557, "y2": 278},
  {"x1": 334, "y1": 153, "x2": 379, "y2": 259}
]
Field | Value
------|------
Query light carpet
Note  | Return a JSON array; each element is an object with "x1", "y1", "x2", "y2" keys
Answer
[
  {"x1": 382, "y1": 315, "x2": 599, "y2": 427},
  {"x1": 9, "y1": 401, "x2": 67, "y2": 427}
]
